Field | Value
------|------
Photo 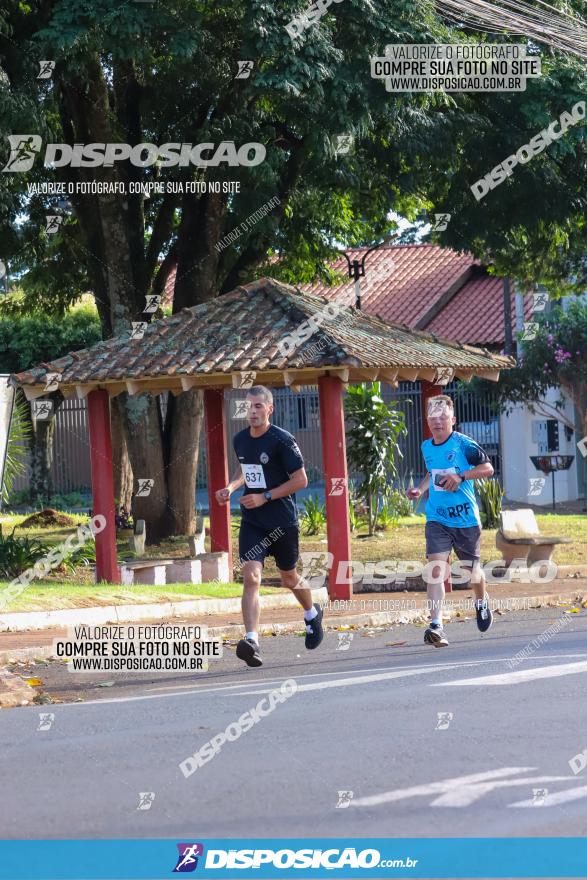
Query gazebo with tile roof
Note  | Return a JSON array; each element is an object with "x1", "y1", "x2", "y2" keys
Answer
[{"x1": 8, "y1": 278, "x2": 515, "y2": 599}]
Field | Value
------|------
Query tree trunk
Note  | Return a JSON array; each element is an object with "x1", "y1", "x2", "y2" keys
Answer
[
  {"x1": 28, "y1": 404, "x2": 57, "y2": 506},
  {"x1": 113, "y1": 392, "x2": 171, "y2": 545},
  {"x1": 111, "y1": 401, "x2": 133, "y2": 512},
  {"x1": 57, "y1": 59, "x2": 219, "y2": 546},
  {"x1": 164, "y1": 389, "x2": 205, "y2": 536}
]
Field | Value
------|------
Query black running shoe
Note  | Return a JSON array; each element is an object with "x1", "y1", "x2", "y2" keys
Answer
[
  {"x1": 236, "y1": 637, "x2": 263, "y2": 667},
  {"x1": 424, "y1": 622, "x2": 449, "y2": 647},
  {"x1": 475, "y1": 596, "x2": 493, "y2": 633},
  {"x1": 305, "y1": 603, "x2": 324, "y2": 650}
]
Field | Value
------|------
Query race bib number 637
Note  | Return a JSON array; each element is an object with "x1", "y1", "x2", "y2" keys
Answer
[{"x1": 241, "y1": 464, "x2": 267, "y2": 489}]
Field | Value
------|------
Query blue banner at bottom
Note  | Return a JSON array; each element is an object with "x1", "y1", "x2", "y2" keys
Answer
[{"x1": 0, "y1": 838, "x2": 586, "y2": 879}]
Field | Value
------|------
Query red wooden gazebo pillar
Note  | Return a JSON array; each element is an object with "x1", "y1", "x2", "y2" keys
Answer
[
  {"x1": 318, "y1": 375, "x2": 352, "y2": 600},
  {"x1": 87, "y1": 389, "x2": 120, "y2": 584},
  {"x1": 421, "y1": 380, "x2": 451, "y2": 592},
  {"x1": 204, "y1": 388, "x2": 233, "y2": 577}
]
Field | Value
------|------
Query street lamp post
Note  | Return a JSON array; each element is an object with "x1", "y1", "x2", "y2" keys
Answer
[{"x1": 340, "y1": 233, "x2": 398, "y2": 310}]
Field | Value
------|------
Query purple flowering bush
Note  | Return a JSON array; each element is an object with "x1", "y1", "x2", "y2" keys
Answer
[{"x1": 494, "y1": 299, "x2": 587, "y2": 440}]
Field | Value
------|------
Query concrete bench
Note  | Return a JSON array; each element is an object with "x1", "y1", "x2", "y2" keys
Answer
[
  {"x1": 495, "y1": 509, "x2": 571, "y2": 566},
  {"x1": 120, "y1": 559, "x2": 175, "y2": 586}
]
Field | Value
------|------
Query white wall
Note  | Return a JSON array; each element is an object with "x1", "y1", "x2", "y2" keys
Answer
[{"x1": 500, "y1": 387, "x2": 579, "y2": 506}]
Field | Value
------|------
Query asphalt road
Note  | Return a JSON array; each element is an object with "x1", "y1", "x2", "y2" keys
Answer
[{"x1": 2, "y1": 607, "x2": 587, "y2": 840}]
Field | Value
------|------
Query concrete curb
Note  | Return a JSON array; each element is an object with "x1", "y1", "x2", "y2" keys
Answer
[
  {"x1": 353, "y1": 563, "x2": 587, "y2": 592},
  {"x1": 204, "y1": 588, "x2": 586, "y2": 639},
  {"x1": 1, "y1": 588, "x2": 584, "y2": 665},
  {"x1": 0, "y1": 589, "x2": 329, "y2": 634}
]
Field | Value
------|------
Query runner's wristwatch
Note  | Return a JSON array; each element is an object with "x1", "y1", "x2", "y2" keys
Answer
[{"x1": 263, "y1": 491, "x2": 273, "y2": 501}]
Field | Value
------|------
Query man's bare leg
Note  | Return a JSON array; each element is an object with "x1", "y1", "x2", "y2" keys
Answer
[
  {"x1": 236, "y1": 561, "x2": 264, "y2": 667},
  {"x1": 426, "y1": 552, "x2": 450, "y2": 623},
  {"x1": 242, "y1": 560, "x2": 263, "y2": 634},
  {"x1": 469, "y1": 559, "x2": 493, "y2": 632},
  {"x1": 281, "y1": 568, "x2": 324, "y2": 650},
  {"x1": 424, "y1": 553, "x2": 451, "y2": 647},
  {"x1": 280, "y1": 568, "x2": 313, "y2": 611}
]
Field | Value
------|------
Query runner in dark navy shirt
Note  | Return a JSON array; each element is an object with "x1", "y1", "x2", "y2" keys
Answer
[{"x1": 215, "y1": 385, "x2": 324, "y2": 667}]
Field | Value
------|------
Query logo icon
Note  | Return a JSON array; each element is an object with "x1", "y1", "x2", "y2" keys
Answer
[
  {"x1": 144, "y1": 294, "x2": 162, "y2": 313},
  {"x1": 235, "y1": 371, "x2": 256, "y2": 388},
  {"x1": 173, "y1": 843, "x2": 204, "y2": 872},
  {"x1": 130, "y1": 321, "x2": 148, "y2": 339},
  {"x1": 137, "y1": 791, "x2": 155, "y2": 810},
  {"x1": 521, "y1": 322, "x2": 539, "y2": 341},
  {"x1": 235, "y1": 61, "x2": 254, "y2": 79},
  {"x1": 432, "y1": 213, "x2": 451, "y2": 232},
  {"x1": 337, "y1": 632, "x2": 353, "y2": 652},
  {"x1": 3, "y1": 135, "x2": 42, "y2": 172},
  {"x1": 336, "y1": 790, "x2": 354, "y2": 808},
  {"x1": 334, "y1": 134, "x2": 354, "y2": 156},
  {"x1": 533, "y1": 291, "x2": 548, "y2": 312},
  {"x1": 32, "y1": 400, "x2": 54, "y2": 420},
  {"x1": 434, "y1": 367, "x2": 454, "y2": 385},
  {"x1": 45, "y1": 215, "x2": 63, "y2": 234},
  {"x1": 528, "y1": 477, "x2": 545, "y2": 497},
  {"x1": 329, "y1": 477, "x2": 346, "y2": 496},
  {"x1": 436, "y1": 712, "x2": 453, "y2": 730},
  {"x1": 38, "y1": 712, "x2": 55, "y2": 731},
  {"x1": 136, "y1": 478, "x2": 154, "y2": 497},
  {"x1": 260, "y1": 452, "x2": 269, "y2": 464},
  {"x1": 232, "y1": 399, "x2": 250, "y2": 419},
  {"x1": 38, "y1": 61, "x2": 55, "y2": 79},
  {"x1": 299, "y1": 551, "x2": 333, "y2": 588}
]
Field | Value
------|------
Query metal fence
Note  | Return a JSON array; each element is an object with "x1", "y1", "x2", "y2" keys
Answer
[
  {"x1": 12, "y1": 397, "x2": 92, "y2": 496},
  {"x1": 11, "y1": 381, "x2": 502, "y2": 496}
]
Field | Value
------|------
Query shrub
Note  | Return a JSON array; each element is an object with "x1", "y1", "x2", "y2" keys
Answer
[
  {"x1": 301, "y1": 494, "x2": 326, "y2": 535},
  {"x1": 475, "y1": 478, "x2": 504, "y2": 529},
  {"x1": 0, "y1": 527, "x2": 53, "y2": 579}
]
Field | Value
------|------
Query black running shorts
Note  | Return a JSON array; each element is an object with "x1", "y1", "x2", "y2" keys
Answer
[{"x1": 239, "y1": 522, "x2": 300, "y2": 571}]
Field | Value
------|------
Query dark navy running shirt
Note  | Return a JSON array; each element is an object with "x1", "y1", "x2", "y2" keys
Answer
[{"x1": 233, "y1": 424, "x2": 305, "y2": 530}]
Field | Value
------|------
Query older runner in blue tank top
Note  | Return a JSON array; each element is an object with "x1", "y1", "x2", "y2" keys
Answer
[{"x1": 407, "y1": 394, "x2": 496, "y2": 648}]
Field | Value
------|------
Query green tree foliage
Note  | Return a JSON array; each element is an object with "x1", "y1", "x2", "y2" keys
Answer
[
  {"x1": 1, "y1": 0, "x2": 586, "y2": 538},
  {"x1": 0, "y1": 304, "x2": 102, "y2": 374},
  {"x1": 485, "y1": 298, "x2": 587, "y2": 438},
  {"x1": 345, "y1": 382, "x2": 407, "y2": 536}
]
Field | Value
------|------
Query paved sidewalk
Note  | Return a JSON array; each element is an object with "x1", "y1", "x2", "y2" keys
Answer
[{"x1": 1, "y1": 577, "x2": 585, "y2": 664}]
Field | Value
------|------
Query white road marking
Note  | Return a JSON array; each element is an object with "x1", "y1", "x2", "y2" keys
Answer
[
  {"x1": 431, "y1": 660, "x2": 587, "y2": 687},
  {"x1": 352, "y1": 768, "x2": 573, "y2": 808},
  {"x1": 509, "y1": 785, "x2": 587, "y2": 807},
  {"x1": 225, "y1": 666, "x2": 459, "y2": 696},
  {"x1": 36, "y1": 654, "x2": 587, "y2": 708}
]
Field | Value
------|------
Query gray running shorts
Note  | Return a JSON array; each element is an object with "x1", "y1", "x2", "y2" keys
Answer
[{"x1": 425, "y1": 520, "x2": 481, "y2": 561}]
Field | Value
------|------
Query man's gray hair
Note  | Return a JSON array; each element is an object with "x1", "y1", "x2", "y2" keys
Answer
[{"x1": 246, "y1": 385, "x2": 273, "y2": 405}]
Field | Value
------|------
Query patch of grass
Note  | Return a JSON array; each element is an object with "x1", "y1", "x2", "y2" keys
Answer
[
  {"x1": 1, "y1": 512, "x2": 584, "y2": 612},
  {"x1": 0, "y1": 581, "x2": 280, "y2": 612}
]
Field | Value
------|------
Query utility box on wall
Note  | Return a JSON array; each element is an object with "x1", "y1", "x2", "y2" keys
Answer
[
  {"x1": 532, "y1": 419, "x2": 559, "y2": 454},
  {"x1": 546, "y1": 419, "x2": 559, "y2": 452}
]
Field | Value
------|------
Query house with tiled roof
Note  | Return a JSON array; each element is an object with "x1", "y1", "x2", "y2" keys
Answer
[
  {"x1": 300, "y1": 243, "x2": 532, "y2": 349},
  {"x1": 164, "y1": 243, "x2": 530, "y2": 347},
  {"x1": 300, "y1": 243, "x2": 580, "y2": 506},
  {"x1": 159, "y1": 245, "x2": 583, "y2": 505}
]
